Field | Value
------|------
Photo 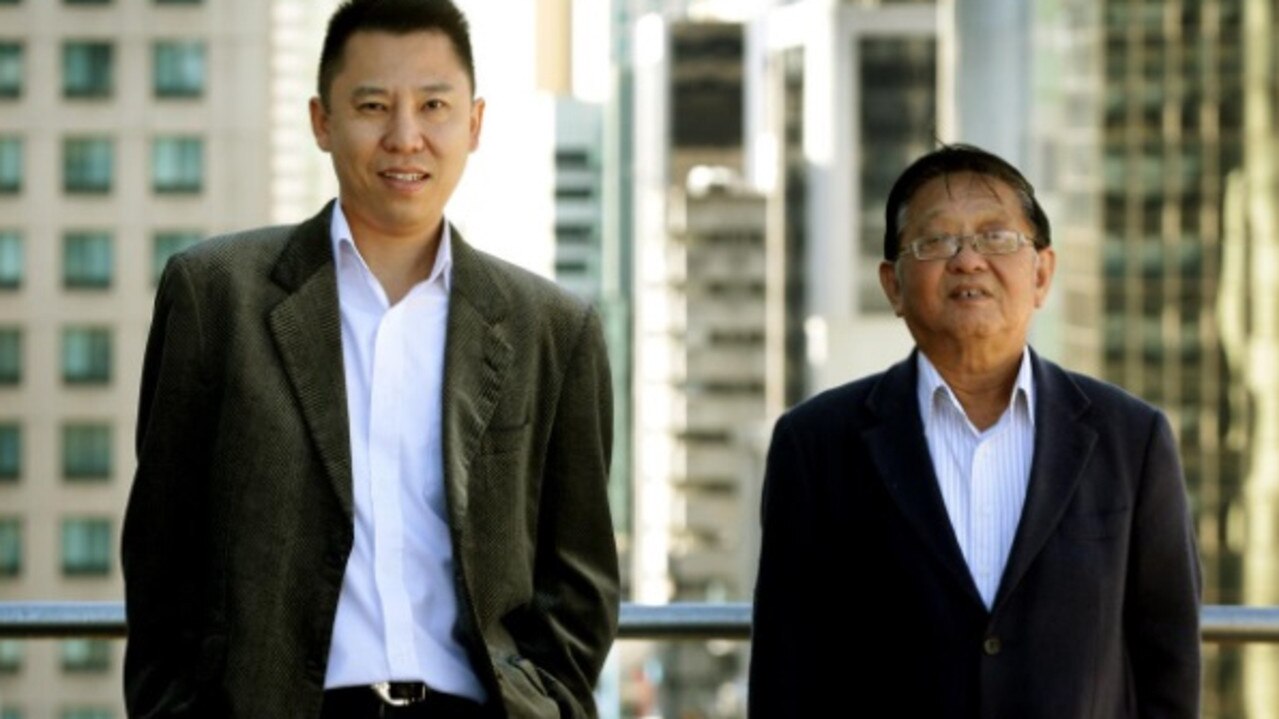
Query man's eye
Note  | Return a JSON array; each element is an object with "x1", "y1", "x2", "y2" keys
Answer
[
  {"x1": 358, "y1": 102, "x2": 387, "y2": 112},
  {"x1": 424, "y1": 99, "x2": 447, "y2": 111}
]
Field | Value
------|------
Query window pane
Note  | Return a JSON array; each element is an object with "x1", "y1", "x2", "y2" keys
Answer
[
  {"x1": 0, "y1": 137, "x2": 20, "y2": 193},
  {"x1": 152, "y1": 137, "x2": 203, "y2": 193},
  {"x1": 153, "y1": 231, "x2": 201, "y2": 284},
  {"x1": 0, "y1": 231, "x2": 23, "y2": 288},
  {"x1": 63, "y1": 231, "x2": 113, "y2": 289},
  {"x1": 0, "y1": 640, "x2": 21, "y2": 673},
  {"x1": 62, "y1": 424, "x2": 110, "y2": 480},
  {"x1": 62, "y1": 42, "x2": 113, "y2": 98},
  {"x1": 0, "y1": 328, "x2": 20, "y2": 384},
  {"x1": 0, "y1": 43, "x2": 21, "y2": 98},
  {"x1": 63, "y1": 138, "x2": 113, "y2": 194},
  {"x1": 60, "y1": 518, "x2": 110, "y2": 576},
  {"x1": 61, "y1": 710, "x2": 112, "y2": 719},
  {"x1": 0, "y1": 424, "x2": 19, "y2": 480},
  {"x1": 0, "y1": 519, "x2": 20, "y2": 577},
  {"x1": 153, "y1": 41, "x2": 204, "y2": 98},
  {"x1": 60, "y1": 640, "x2": 110, "y2": 672},
  {"x1": 61, "y1": 327, "x2": 111, "y2": 384}
]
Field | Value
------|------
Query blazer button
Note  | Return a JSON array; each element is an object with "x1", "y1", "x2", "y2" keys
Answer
[{"x1": 983, "y1": 637, "x2": 1002, "y2": 656}]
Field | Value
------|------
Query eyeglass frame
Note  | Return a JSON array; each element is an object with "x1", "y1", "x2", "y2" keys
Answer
[{"x1": 898, "y1": 230, "x2": 1037, "y2": 262}]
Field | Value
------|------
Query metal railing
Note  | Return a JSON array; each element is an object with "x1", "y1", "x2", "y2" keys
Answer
[{"x1": 2, "y1": 602, "x2": 1279, "y2": 642}]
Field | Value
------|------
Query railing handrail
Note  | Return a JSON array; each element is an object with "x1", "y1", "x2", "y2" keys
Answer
[{"x1": 1, "y1": 602, "x2": 1277, "y2": 642}]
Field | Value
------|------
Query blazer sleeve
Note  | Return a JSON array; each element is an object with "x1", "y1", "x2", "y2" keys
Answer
[
  {"x1": 121, "y1": 256, "x2": 219, "y2": 717},
  {"x1": 516, "y1": 307, "x2": 620, "y2": 718},
  {"x1": 748, "y1": 413, "x2": 838, "y2": 718},
  {"x1": 1125, "y1": 411, "x2": 1202, "y2": 717}
]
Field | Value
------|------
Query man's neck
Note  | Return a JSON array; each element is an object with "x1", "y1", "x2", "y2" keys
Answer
[
  {"x1": 923, "y1": 345, "x2": 1025, "y2": 431},
  {"x1": 345, "y1": 209, "x2": 443, "y2": 306}
]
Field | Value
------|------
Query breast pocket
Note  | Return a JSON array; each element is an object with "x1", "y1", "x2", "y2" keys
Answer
[{"x1": 1059, "y1": 506, "x2": 1129, "y2": 541}]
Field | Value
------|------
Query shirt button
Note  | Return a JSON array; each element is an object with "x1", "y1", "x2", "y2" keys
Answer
[{"x1": 983, "y1": 636, "x2": 1002, "y2": 656}]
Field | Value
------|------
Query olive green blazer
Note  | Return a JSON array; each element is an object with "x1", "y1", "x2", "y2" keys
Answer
[{"x1": 121, "y1": 202, "x2": 618, "y2": 718}]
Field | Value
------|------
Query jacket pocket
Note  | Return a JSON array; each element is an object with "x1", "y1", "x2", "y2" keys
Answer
[
  {"x1": 492, "y1": 654, "x2": 560, "y2": 719},
  {"x1": 1059, "y1": 507, "x2": 1129, "y2": 540}
]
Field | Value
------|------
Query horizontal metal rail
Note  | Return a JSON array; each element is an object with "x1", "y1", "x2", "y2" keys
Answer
[{"x1": 0, "y1": 602, "x2": 1277, "y2": 643}]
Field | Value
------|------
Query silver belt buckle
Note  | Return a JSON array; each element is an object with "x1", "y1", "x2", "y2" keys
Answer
[{"x1": 371, "y1": 681, "x2": 426, "y2": 707}]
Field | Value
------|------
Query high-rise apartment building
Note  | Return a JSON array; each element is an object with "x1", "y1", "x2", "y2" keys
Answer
[
  {"x1": 0, "y1": 1, "x2": 282, "y2": 716},
  {"x1": 1219, "y1": 1, "x2": 1279, "y2": 715},
  {"x1": 1036, "y1": 1, "x2": 1245, "y2": 715},
  {"x1": 749, "y1": 0, "x2": 936, "y2": 400}
]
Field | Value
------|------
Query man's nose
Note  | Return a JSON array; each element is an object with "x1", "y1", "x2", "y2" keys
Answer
[
  {"x1": 947, "y1": 240, "x2": 989, "y2": 271},
  {"x1": 382, "y1": 107, "x2": 426, "y2": 153}
]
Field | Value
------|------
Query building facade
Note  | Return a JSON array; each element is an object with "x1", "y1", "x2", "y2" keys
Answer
[{"x1": 0, "y1": 1, "x2": 279, "y2": 716}]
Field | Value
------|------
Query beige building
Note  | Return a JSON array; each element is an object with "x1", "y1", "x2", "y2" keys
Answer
[{"x1": 0, "y1": 0, "x2": 305, "y2": 715}]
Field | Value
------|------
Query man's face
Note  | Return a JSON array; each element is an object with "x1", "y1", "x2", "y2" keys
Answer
[
  {"x1": 878, "y1": 172, "x2": 1055, "y2": 363},
  {"x1": 310, "y1": 30, "x2": 484, "y2": 241}
]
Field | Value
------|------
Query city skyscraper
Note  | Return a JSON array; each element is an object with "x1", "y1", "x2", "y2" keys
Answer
[
  {"x1": 1035, "y1": 1, "x2": 1245, "y2": 715},
  {"x1": 0, "y1": 1, "x2": 280, "y2": 716},
  {"x1": 1220, "y1": 0, "x2": 1279, "y2": 715}
]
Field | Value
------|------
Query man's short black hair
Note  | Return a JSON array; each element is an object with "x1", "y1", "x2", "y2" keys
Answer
[
  {"x1": 317, "y1": 0, "x2": 476, "y2": 110},
  {"x1": 882, "y1": 143, "x2": 1051, "y2": 261}
]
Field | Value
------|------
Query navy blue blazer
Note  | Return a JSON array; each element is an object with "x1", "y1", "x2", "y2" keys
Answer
[{"x1": 748, "y1": 350, "x2": 1201, "y2": 718}]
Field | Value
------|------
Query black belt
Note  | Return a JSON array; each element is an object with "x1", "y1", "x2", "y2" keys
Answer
[{"x1": 321, "y1": 682, "x2": 486, "y2": 718}]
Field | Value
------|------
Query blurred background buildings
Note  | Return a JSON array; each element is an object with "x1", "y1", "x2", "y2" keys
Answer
[{"x1": 1, "y1": 0, "x2": 1277, "y2": 717}]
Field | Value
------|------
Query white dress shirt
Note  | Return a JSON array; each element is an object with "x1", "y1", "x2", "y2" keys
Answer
[
  {"x1": 916, "y1": 349, "x2": 1035, "y2": 609},
  {"x1": 323, "y1": 202, "x2": 485, "y2": 701}
]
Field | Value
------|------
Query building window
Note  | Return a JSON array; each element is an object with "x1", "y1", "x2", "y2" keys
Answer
[
  {"x1": 61, "y1": 640, "x2": 110, "y2": 672},
  {"x1": 0, "y1": 518, "x2": 19, "y2": 577},
  {"x1": 62, "y1": 42, "x2": 113, "y2": 98},
  {"x1": 0, "y1": 424, "x2": 19, "y2": 480},
  {"x1": 153, "y1": 41, "x2": 204, "y2": 98},
  {"x1": 61, "y1": 711, "x2": 112, "y2": 719},
  {"x1": 61, "y1": 518, "x2": 111, "y2": 576},
  {"x1": 153, "y1": 231, "x2": 201, "y2": 284},
  {"x1": 152, "y1": 137, "x2": 203, "y2": 194},
  {"x1": 0, "y1": 43, "x2": 21, "y2": 98},
  {"x1": 62, "y1": 424, "x2": 110, "y2": 480},
  {"x1": 0, "y1": 137, "x2": 20, "y2": 193},
  {"x1": 63, "y1": 232, "x2": 113, "y2": 289},
  {"x1": 63, "y1": 138, "x2": 113, "y2": 194},
  {"x1": 0, "y1": 640, "x2": 20, "y2": 673},
  {"x1": 0, "y1": 231, "x2": 21, "y2": 288},
  {"x1": 62, "y1": 327, "x2": 111, "y2": 384},
  {"x1": 0, "y1": 328, "x2": 19, "y2": 385}
]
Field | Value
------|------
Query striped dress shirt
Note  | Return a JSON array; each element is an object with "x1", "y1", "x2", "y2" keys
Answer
[{"x1": 916, "y1": 349, "x2": 1035, "y2": 608}]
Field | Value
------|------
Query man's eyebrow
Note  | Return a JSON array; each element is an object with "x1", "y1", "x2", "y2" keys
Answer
[
  {"x1": 349, "y1": 83, "x2": 457, "y2": 100},
  {"x1": 350, "y1": 86, "x2": 388, "y2": 101}
]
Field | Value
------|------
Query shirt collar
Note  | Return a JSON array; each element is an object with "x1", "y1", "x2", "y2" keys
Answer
[
  {"x1": 916, "y1": 347, "x2": 1036, "y2": 430},
  {"x1": 328, "y1": 199, "x2": 453, "y2": 294}
]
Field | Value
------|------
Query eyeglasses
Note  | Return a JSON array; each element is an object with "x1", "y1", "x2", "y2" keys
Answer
[{"x1": 900, "y1": 230, "x2": 1035, "y2": 261}]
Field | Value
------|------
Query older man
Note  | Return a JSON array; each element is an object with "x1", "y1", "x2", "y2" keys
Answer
[{"x1": 749, "y1": 144, "x2": 1201, "y2": 717}]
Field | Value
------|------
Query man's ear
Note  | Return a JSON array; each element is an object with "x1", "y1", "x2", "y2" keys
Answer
[
  {"x1": 1033, "y1": 247, "x2": 1056, "y2": 308},
  {"x1": 468, "y1": 97, "x2": 486, "y2": 152},
  {"x1": 309, "y1": 96, "x2": 332, "y2": 153},
  {"x1": 879, "y1": 260, "x2": 905, "y2": 317}
]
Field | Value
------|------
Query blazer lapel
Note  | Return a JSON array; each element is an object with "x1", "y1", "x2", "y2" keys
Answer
[
  {"x1": 862, "y1": 354, "x2": 985, "y2": 608},
  {"x1": 991, "y1": 351, "x2": 1098, "y2": 613},
  {"x1": 440, "y1": 229, "x2": 514, "y2": 532},
  {"x1": 267, "y1": 202, "x2": 355, "y2": 516}
]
